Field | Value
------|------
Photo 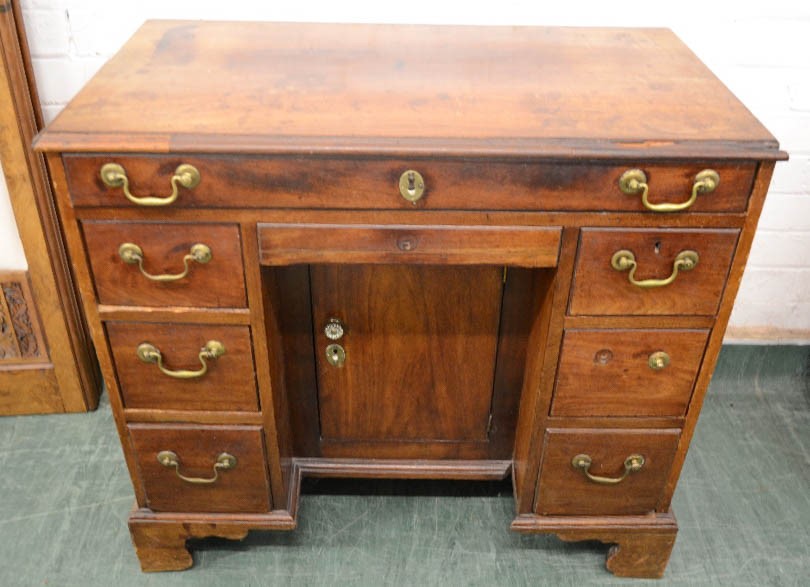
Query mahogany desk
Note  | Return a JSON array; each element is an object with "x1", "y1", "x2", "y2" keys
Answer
[{"x1": 36, "y1": 21, "x2": 786, "y2": 577}]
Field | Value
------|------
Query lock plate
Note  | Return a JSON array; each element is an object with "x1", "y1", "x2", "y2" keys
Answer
[
  {"x1": 325, "y1": 343, "x2": 346, "y2": 367},
  {"x1": 399, "y1": 170, "x2": 425, "y2": 203}
]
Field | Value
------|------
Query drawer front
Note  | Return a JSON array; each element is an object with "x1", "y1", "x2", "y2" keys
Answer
[
  {"x1": 128, "y1": 424, "x2": 271, "y2": 513},
  {"x1": 64, "y1": 154, "x2": 755, "y2": 212},
  {"x1": 259, "y1": 223, "x2": 561, "y2": 267},
  {"x1": 551, "y1": 329, "x2": 710, "y2": 417},
  {"x1": 536, "y1": 428, "x2": 680, "y2": 516},
  {"x1": 569, "y1": 228, "x2": 739, "y2": 316},
  {"x1": 107, "y1": 322, "x2": 258, "y2": 412},
  {"x1": 82, "y1": 221, "x2": 247, "y2": 308}
]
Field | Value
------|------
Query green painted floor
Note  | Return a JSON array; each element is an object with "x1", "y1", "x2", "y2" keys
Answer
[{"x1": 1, "y1": 345, "x2": 808, "y2": 586}]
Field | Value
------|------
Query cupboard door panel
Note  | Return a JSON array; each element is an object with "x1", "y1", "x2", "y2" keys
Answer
[{"x1": 310, "y1": 264, "x2": 503, "y2": 444}]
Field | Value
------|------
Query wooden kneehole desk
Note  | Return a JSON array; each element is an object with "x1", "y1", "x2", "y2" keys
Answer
[{"x1": 36, "y1": 21, "x2": 786, "y2": 578}]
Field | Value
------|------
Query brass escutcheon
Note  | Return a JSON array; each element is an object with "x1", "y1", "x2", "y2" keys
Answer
[
  {"x1": 398, "y1": 170, "x2": 425, "y2": 203},
  {"x1": 325, "y1": 343, "x2": 346, "y2": 367}
]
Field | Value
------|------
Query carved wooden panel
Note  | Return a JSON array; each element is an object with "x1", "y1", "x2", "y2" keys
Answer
[{"x1": 0, "y1": 272, "x2": 45, "y2": 361}]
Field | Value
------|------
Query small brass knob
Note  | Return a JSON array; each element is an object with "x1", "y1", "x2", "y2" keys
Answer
[
  {"x1": 324, "y1": 318, "x2": 345, "y2": 341},
  {"x1": 399, "y1": 170, "x2": 425, "y2": 203},
  {"x1": 648, "y1": 351, "x2": 670, "y2": 370}
]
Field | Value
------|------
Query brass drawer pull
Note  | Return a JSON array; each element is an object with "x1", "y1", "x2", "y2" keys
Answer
[
  {"x1": 136, "y1": 340, "x2": 225, "y2": 379},
  {"x1": 157, "y1": 450, "x2": 237, "y2": 484},
  {"x1": 118, "y1": 242, "x2": 212, "y2": 282},
  {"x1": 571, "y1": 453, "x2": 645, "y2": 485},
  {"x1": 611, "y1": 249, "x2": 699, "y2": 288},
  {"x1": 100, "y1": 162, "x2": 201, "y2": 206},
  {"x1": 619, "y1": 169, "x2": 719, "y2": 212}
]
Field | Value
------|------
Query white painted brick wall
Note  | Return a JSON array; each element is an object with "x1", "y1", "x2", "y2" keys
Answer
[
  {"x1": 0, "y1": 165, "x2": 27, "y2": 270},
  {"x1": 2, "y1": 1, "x2": 808, "y2": 340}
]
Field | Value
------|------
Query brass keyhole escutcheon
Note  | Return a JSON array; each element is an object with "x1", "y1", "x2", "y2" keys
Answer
[
  {"x1": 325, "y1": 343, "x2": 346, "y2": 367},
  {"x1": 399, "y1": 170, "x2": 425, "y2": 203}
]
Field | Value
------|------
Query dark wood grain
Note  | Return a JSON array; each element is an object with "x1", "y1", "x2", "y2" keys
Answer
[
  {"x1": 569, "y1": 228, "x2": 739, "y2": 316},
  {"x1": 82, "y1": 221, "x2": 247, "y2": 308},
  {"x1": 35, "y1": 22, "x2": 782, "y2": 159},
  {"x1": 128, "y1": 424, "x2": 271, "y2": 513},
  {"x1": 551, "y1": 329, "x2": 710, "y2": 417},
  {"x1": 535, "y1": 428, "x2": 680, "y2": 516},
  {"x1": 106, "y1": 322, "x2": 258, "y2": 411},
  {"x1": 310, "y1": 264, "x2": 502, "y2": 445},
  {"x1": 259, "y1": 223, "x2": 561, "y2": 267},
  {"x1": 63, "y1": 154, "x2": 757, "y2": 212}
]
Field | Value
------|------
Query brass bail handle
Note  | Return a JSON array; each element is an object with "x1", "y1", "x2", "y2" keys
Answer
[
  {"x1": 571, "y1": 454, "x2": 645, "y2": 485},
  {"x1": 118, "y1": 242, "x2": 212, "y2": 282},
  {"x1": 611, "y1": 249, "x2": 699, "y2": 289},
  {"x1": 619, "y1": 169, "x2": 719, "y2": 212},
  {"x1": 100, "y1": 162, "x2": 201, "y2": 206},
  {"x1": 156, "y1": 450, "x2": 237, "y2": 485},
  {"x1": 136, "y1": 340, "x2": 225, "y2": 379}
]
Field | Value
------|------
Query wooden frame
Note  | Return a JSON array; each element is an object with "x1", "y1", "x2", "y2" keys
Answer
[{"x1": 0, "y1": 1, "x2": 100, "y2": 413}]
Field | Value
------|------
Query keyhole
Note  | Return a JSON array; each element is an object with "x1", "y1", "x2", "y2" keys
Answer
[
  {"x1": 654, "y1": 241, "x2": 662, "y2": 254},
  {"x1": 407, "y1": 171, "x2": 416, "y2": 195}
]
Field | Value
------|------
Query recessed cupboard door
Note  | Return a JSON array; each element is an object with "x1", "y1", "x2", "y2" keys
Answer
[{"x1": 310, "y1": 264, "x2": 503, "y2": 455}]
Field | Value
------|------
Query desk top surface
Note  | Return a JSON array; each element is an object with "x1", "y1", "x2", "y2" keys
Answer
[{"x1": 37, "y1": 21, "x2": 782, "y2": 158}]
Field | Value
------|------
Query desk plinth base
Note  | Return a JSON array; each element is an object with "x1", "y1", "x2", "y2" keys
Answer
[
  {"x1": 511, "y1": 511, "x2": 678, "y2": 578},
  {"x1": 129, "y1": 482, "x2": 677, "y2": 579}
]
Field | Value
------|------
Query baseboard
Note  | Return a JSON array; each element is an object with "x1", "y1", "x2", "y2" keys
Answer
[{"x1": 724, "y1": 326, "x2": 810, "y2": 345}]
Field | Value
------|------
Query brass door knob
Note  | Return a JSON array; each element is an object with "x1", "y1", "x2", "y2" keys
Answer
[{"x1": 324, "y1": 318, "x2": 345, "y2": 340}]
